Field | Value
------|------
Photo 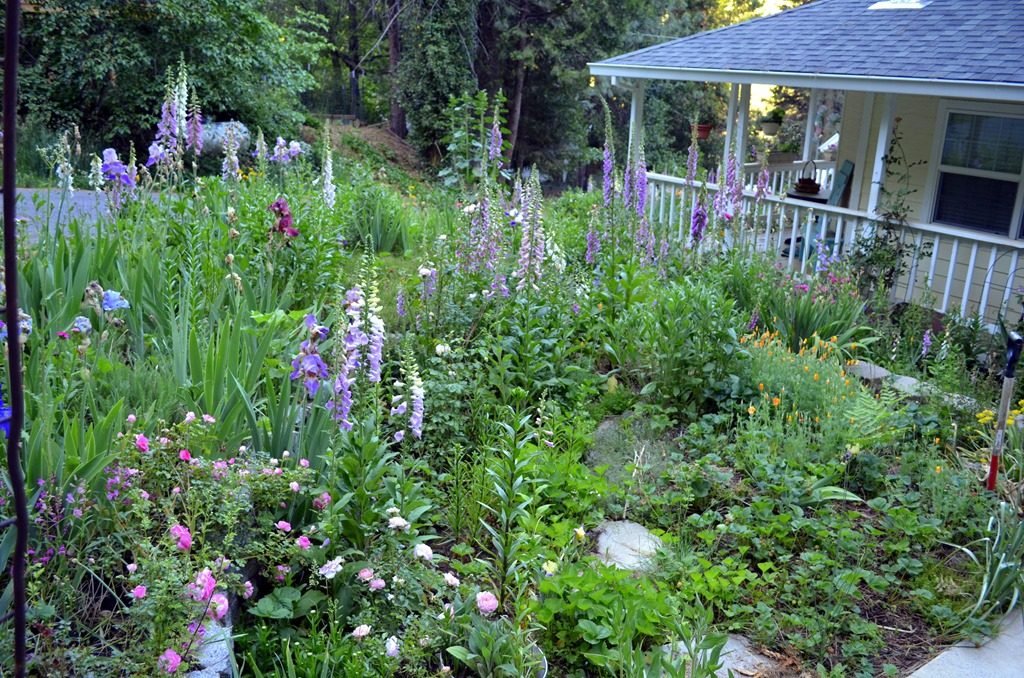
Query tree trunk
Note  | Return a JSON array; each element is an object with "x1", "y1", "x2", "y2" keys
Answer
[
  {"x1": 507, "y1": 41, "x2": 527, "y2": 165},
  {"x1": 387, "y1": 0, "x2": 406, "y2": 137},
  {"x1": 348, "y1": 0, "x2": 361, "y2": 119}
]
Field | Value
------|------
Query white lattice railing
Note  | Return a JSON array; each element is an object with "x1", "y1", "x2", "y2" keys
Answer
[{"x1": 645, "y1": 171, "x2": 1024, "y2": 324}]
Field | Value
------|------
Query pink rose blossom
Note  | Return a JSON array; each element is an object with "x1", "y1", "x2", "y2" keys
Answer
[
  {"x1": 275, "y1": 564, "x2": 290, "y2": 582},
  {"x1": 169, "y1": 524, "x2": 192, "y2": 551},
  {"x1": 357, "y1": 568, "x2": 374, "y2": 581},
  {"x1": 275, "y1": 520, "x2": 291, "y2": 531},
  {"x1": 443, "y1": 572, "x2": 460, "y2": 587},
  {"x1": 289, "y1": 481, "x2": 300, "y2": 492},
  {"x1": 179, "y1": 450, "x2": 191, "y2": 462},
  {"x1": 158, "y1": 648, "x2": 182, "y2": 673},
  {"x1": 188, "y1": 568, "x2": 217, "y2": 602},
  {"x1": 184, "y1": 411, "x2": 196, "y2": 424},
  {"x1": 158, "y1": 437, "x2": 170, "y2": 445},
  {"x1": 126, "y1": 414, "x2": 137, "y2": 424},
  {"x1": 208, "y1": 592, "x2": 229, "y2": 621},
  {"x1": 172, "y1": 487, "x2": 181, "y2": 495},
  {"x1": 352, "y1": 624, "x2": 371, "y2": 640},
  {"x1": 369, "y1": 578, "x2": 386, "y2": 591},
  {"x1": 126, "y1": 563, "x2": 138, "y2": 573},
  {"x1": 202, "y1": 414, "x2": 216, "y2": 424},
  {"x1": 476, "y1": 591, "x2": 499, "y2": 616},
  {"x1": 131, "y1": 585, "x2": 147, "y2": 599},
  {"x1": 299, "y1": 458, "x2": 310, "y2": 468},
  {"x1": 242, "y1": 580, "x2": 254, "y2": 599},
  {"x1": 135, "y1": 434, "x2": 150, "y2": 452},
  {"x1": 296, "y1": 535, "x2": 311, "y2": 550},
  {"x1": 313, "y1": 492, "x2": 331, "y2": 510}
]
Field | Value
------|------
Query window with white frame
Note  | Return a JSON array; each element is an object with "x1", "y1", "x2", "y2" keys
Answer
[{"x1": 930, "y1": 105, "x2": 1024, "y2": 237}]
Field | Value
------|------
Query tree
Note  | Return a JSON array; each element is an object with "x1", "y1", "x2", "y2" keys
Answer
[{"x1": 18, "y1": 0, "x2": 325, "y2": 144}]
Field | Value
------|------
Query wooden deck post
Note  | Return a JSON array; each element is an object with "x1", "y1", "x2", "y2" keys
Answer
[
  {"x1": 867, "y1": 93, "x2": 897, "y2": 215},
  {"x1": 802, "y1": 88, "x2": 821, "y2": 161},
  {"x1": 722, "y1": 83, "x2": 739, "y2": 174},
  {"x1": 735, "y1": 83, "x2": 752, "y2": 164},
  {"x1": 627, "y1": 82, "x2": 646, "y2": 167}
]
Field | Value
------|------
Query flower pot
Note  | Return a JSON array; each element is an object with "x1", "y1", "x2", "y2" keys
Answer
[
  {"x1": 695, "y1": 123, "x2": 713, "y2": 140},
  {"x1": 759, "y1": 121, "x2": 781, "y2": 136}
]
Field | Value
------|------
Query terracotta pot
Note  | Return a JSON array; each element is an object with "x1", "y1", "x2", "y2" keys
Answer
[{"x1": 695, "y1": 123, "x2": 713, "y2": 140}]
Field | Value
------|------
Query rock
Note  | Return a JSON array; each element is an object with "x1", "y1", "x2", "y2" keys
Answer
[
  {"x1": 887, "y1": 375, "x2": 940, "y2": 400},
  {"x1": 847, "y1": 360, "x2": 891, "y2": 385},
  {"x1": 202, "y1": 121, "x2": 251, "y2": 155},
  {"x1": 596, "y1": 520, "x2": 662, "y2": 570},
  {"x1": 185, "y1": 620, "x2": 232, "y2": 678},
  {"x1": 664, "y1": 634, "x2": 803, "y2": 677}
]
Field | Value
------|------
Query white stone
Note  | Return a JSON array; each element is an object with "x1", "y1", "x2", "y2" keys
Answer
[
  {"x1": 847, "y1": 360, "x2": 891, "y2": 383},
  {"x1": 186, "y1": 620, "x2": 232, "y2": 678},
  {"x1": 909, "y1": 613, "x2": 1024, "y2": 677},
  {"x1": 596, "y1": 520, "x2": 662, "y2": 570},
  {"x1": 664, "y1": 634, "x2": 799, "y2": 677}
]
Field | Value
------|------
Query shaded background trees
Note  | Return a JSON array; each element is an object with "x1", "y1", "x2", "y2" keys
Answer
[{"x1": 10, "y1": 0, "x2": 770, "y2": 175}]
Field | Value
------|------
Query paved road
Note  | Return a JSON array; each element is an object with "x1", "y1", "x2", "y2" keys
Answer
[{"x1": 4, "y1": 188, "x2": 108, "y2": 236}]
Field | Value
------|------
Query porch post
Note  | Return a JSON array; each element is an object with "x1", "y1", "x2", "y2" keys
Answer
[
  {"x1": 627, "y1": 82, "x2": 646, "y2": 167},
  {"x1": 802, "y1": 88, "x2": 821, "y2": 161},
  {"x1": 849, "y1": 92, "x2": 875, "y2": 210},
  {"x1": 722, "y1": 83, "x2": 739, "y2": 174},
  {"x1": 868, "y1": 93, "x2": 897, "y2": 215},
  {"x1": 735, "y1": 83, "x2": 752, "y2": 164}
]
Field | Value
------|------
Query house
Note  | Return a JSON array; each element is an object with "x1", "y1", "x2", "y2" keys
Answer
[{"x1": 588, "y1": 0, "x2": 1024, "y2": 324}]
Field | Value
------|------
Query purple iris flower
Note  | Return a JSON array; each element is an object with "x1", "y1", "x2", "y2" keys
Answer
[{"x1": 101, "y1": 290, "x2": 130, "y2": 312}]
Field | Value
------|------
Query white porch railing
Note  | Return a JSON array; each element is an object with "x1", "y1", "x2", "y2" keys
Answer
[
  {"x1": 645, "y1": 171, "x2": 1024, "y2": 324},
  {"x1": 741, "y1": 160, "x2": 835, "y2": 196}
]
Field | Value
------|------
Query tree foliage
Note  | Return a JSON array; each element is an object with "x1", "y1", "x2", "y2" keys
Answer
[{"x1": 18, "y1": 0, "x2": 326, "y2": 143}]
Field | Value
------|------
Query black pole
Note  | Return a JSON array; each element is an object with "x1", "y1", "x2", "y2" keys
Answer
[{"x1": 3, "y1": 0, "x2": 28, "y2": 675}]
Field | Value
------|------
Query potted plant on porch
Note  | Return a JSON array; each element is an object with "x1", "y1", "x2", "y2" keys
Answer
[{"x1": 758, "y1": 108, "x2": 785, "y2": 136}]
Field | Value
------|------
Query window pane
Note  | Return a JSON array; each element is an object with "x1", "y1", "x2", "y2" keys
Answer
[
  {"x1": 941, "y1": 113, "x2": 1024, "y2": 174},
  {"x1": 933, "y1": 172, "x2": 1017, "y2": 234}
]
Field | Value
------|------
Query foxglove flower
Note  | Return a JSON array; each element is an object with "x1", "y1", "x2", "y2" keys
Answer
[
  {"x1": 922, "y1": 329, "x2": 932, "y2": 358},
  {"x1": 365, "y1": 279, "x2": 385, "y2": 384},
  {"x1": 685, "y1": 133, "x2": 698, "y2": 184},
  {"x1": 326, "y1": 287, "x2": 368, "y2": 431},
  {"x1": 321, "y1": 147, "x2": 336, "y2": 209},
  {"x1": 602, "y1": 140, "x2": 613, "y2": 208},
  {"x1": 691, "y1": 201, "x2": 708, "y2": 245},
  {"x1": 409, "y1": 371, "x2": 424, "y2": 439},
  {"x1": 253, "y1": 129, "x2": 268, "y2": 161},
  {"x1": 634, "y1": 155, "x2": 648, "y2": 218},
  {"x1": 221, "y1": 125, "x2": 240, "y2": 181},
  {"x1": 187, "y1": 88, "x2": 203, "y2": 156},
  {"x1": 488, "y1": 113, "x2": 503, "y2": 169}
]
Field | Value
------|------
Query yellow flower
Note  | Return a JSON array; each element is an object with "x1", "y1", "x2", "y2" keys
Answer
[
  {"x1": 758, "y1": 383, "x2": 764, "y2": 391},
  {"x1": 573, "y1": 526, "x2": 586, "y2": 542},
  {"x1": 813, "y1": 373, "x2": 819, "y2": 381},
  {"x1": 542, "y1": 560, "x2": 558, "y2": 576},
  {"x1": 935, "y1": 465, "x2": 942, "y2": 474},
  {"x1": 748, "y1": 406, "x2": 756, "y2": 415},
  {"x1": 934, "y1": 437, "x2": 941, "y2": 445},
  {"x1": 772, "y1": 397, "x2": 781, "y2": 407}
]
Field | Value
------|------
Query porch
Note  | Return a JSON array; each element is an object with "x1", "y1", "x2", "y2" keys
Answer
[{"x1": 644, "y1": 166, "x2": 1024, "y2": 323}]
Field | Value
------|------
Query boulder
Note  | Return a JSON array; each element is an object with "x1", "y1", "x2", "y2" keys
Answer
[{"x1": 596, "y1": 520, "x2": 662, "y2": 570}]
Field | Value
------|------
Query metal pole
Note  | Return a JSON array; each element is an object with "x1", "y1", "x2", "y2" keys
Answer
[
  {"x1": 3, "y1": 0, "x2": 29, "y2": 675},
  {"x1": 987, "y1": 332, "x2": 1023, "y2": 492}
]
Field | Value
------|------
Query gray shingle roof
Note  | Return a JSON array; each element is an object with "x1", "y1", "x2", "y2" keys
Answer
[{"x1": 594, "y1": 0, "x2": 1024, "y2": 85}]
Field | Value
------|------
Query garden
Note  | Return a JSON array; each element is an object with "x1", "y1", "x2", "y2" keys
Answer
[{"x1": 3, "y1": 70, "x2": 1024, "y2": 678}]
